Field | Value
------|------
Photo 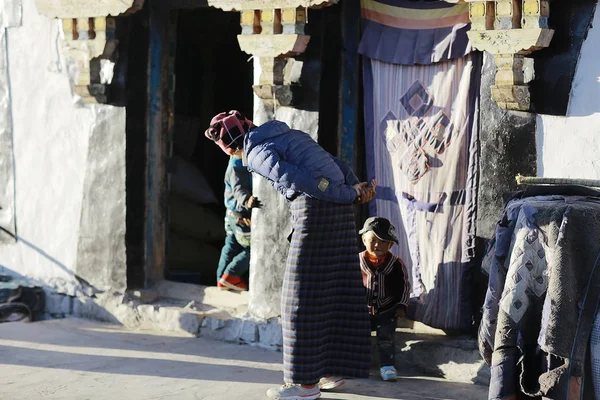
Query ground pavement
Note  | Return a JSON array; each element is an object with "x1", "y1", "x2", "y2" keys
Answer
[{"x1": 0, "y1": 318, "x2": 488, "y2": 400}]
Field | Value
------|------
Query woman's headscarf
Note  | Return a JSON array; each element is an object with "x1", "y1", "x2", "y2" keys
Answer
[{"x1": 204, "y1": 110, "x2": 254, "y2": 155}]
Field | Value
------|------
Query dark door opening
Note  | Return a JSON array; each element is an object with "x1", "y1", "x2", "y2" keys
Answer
[{"x1": 166, "y1": 7, "x2": 253, "y2": 286}]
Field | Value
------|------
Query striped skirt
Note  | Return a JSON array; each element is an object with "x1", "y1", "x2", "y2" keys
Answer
[{"x1": 282, "y1": 195, "x2": 371, "y2": 384}]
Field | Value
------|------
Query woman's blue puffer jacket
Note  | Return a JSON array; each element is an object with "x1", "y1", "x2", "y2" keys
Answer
[{"x1": 243, "y1": 120, "x2": 360, "y2": 204}]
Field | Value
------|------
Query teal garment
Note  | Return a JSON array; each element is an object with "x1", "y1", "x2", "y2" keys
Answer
[
  {"x1": 224, "y1": 156, "x2": 252, "y2": 218},
  {"x1": 217, "y1": 156, "x2": 252, "y2": 280}
]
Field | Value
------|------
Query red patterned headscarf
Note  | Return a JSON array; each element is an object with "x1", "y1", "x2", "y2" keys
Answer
[{"x1": 204, "y1": 110, "x2": 254, "y2": 155}]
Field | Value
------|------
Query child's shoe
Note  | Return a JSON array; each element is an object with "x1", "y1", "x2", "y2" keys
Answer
[
  {"x1": 266, "y1": 384, "x2": 321, "y2": 400},
  {"x1": 318, "y1": 376, "x2": 345, "y2": 390},
  {"x1": 380, "y1": 366, "x2": 398, "y2": 381},
  {"x1": 218, "y1": 274, "x2": 248, "y2": 291}
]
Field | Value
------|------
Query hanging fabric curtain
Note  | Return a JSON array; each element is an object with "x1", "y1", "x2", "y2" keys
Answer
[{"x1": 360, "y1": 0, "x2": 481, "y2": 331}]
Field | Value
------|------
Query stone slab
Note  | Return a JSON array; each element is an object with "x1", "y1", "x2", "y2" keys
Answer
[
  {"x1": 393, "y1": 331, "x2": 490, "y2": 385},
  {"x1": 151, "y1": 280, "x2": 249, "y2": 312},
  {"x1": 0, "y1": 318, "x2": 489, "y2": 400}
]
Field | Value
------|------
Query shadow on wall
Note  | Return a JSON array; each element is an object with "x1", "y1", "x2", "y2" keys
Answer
[
  {"x1": 530, "y1": 0, "x2": 598, "y2": 116},
  {"x1": 0, "y1": 236, "x2": 98, "y2": 293},
  {"x1": 566, "y1": 2, "x2": 600, "y2": 117}
]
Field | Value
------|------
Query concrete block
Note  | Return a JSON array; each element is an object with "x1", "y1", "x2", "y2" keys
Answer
[
  {"x1": 72, "y1": 295, "x2": 120, "y2": 325},
  {"x1": 44, "y1": 292, "x2": 72, "y2": 315},
  {"x1": 156, "y1": 307, "x2": 202, "y2": 336},
  {"x1": 239, "y1": 320, "x2": 259, "y2": 344},
  {"x1": 258, "y1": 318, "x2": 283, "y2": 350},
  {"x1": 200, "y1": 317, "x2": 245, "y2": 343},
  {"x1": 136, "y1": 304, "x2": 201, "y2": 336}
]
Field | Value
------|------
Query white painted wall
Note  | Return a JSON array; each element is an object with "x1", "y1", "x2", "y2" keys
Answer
[
  {"x1": 0, "y1": 0, "x2": 126, "y2": 293},
  {"x1": 537, "y1": 9, "x2": 600, "y2": 179}
]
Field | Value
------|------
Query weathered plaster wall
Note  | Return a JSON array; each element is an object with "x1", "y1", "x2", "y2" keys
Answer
[
  {"x1": 248, "y1": 60, "x2": 320, "y2": 319},
  {"x1": 0, "y1": 1, "x2": 21, "y2": 242},
  {"x1": 477, "y1": 53, "x2": 537, "y2": 240},
  {"x1": 0, "y1": 0, "x2": 126, "y2": 292},
  {"x1": 537, "y1": 7, "x2": 600, "y2": 179}
]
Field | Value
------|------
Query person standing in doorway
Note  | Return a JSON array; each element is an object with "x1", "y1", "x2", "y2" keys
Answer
[
  {"x1": 205, "y1": 112, "x2": 376, "y2": 400},
  {"x1": 205, "y1": 111, "x2": 261, "y2": 291}
]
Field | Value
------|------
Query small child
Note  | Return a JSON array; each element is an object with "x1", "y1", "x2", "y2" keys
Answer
[
  {"x1": 215, "y1": 148, "x2": 261, "y2": 291},
  {"x1": 359, "y1": 217, "x2": 411, "y2": 382},
  {"x1": 205, "y1": 111, "x2": 261, "y2": 291}
]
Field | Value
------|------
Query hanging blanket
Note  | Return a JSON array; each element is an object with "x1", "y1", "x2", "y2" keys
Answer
[
  {"x1": 479, "y1": 187, "x2": 600, "y2": 399},
  {"x1": 360, "y1": 0, "x2": 480, "y2": 331}
]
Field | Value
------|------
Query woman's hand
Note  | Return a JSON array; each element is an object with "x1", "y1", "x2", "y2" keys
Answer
[{"x1": 353, "y1": 179, "x2": 377, "y2": 204}]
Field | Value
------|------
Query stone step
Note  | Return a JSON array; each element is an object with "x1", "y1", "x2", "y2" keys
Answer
[
  {"x1": 42, "y1": 284, "x2": 489, "y2": 386},
  {"x1": 392, "y1": 330, "x2": 490, "y2": 385}
]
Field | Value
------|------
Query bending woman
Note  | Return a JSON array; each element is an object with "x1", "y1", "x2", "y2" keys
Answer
[{"x1": 206, "y1": 111, "x2": 375, "y2": 400}]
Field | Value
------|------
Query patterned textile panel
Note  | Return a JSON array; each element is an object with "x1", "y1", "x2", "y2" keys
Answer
[{"x1": 360, "y1": 0, "x2": 480, "y2": 331}]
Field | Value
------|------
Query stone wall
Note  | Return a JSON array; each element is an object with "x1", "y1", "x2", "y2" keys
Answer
[
  {"x1": 0, "y1": 0, "x2": 127, "y2": 292},
  {"x1": 537, "y1": 7, "x2": 600, "y2": 179},
  {"x1": 248, "y1": 50, "x2": 321, "y2": 318},
  {"x1": 477, "y1": 53, "x2": 537, "y2": 240}
]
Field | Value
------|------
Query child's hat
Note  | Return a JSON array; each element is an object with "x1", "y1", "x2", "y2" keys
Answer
[
  {"x1": 359, "y1": 217, "x2": 399, "y2": 244},
  {"x1": 204, "y1": 110, "x2": 254, "y2": 155}
]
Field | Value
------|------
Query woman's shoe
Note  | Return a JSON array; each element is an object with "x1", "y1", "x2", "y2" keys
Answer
[
  {"x1": 266, "y1": 384, "x2": 321, "y2": 400},
  {"x1": 317, "y1": 376, "x2": 345, "y2": 390}
]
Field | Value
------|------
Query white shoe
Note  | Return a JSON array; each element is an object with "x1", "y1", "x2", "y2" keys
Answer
[
  {"x1": 266, "y1": 384, "x2": 321, "y2": 400},
  {"x1": 318, "y1": 376, "x2": 345, "y2": 390}
]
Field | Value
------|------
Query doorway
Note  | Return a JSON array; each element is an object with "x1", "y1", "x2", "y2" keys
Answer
[{"x1": 165, "y1": 7, "x2": 254, "y2": 286}]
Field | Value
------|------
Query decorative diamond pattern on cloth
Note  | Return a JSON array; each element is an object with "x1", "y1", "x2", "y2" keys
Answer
[
  {"x1": 381, "y1": 81, "x2": 455, "y2": 183},
  {"x1": 500, "y1": 209, "x2": 548, "y2": 324}
]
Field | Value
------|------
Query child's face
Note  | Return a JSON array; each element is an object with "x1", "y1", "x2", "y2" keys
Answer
[{"x1": 362, "y1": 231, "x2": 394, "y2": 259}]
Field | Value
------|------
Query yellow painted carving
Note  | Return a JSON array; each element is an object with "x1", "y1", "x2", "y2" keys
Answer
[
  {"x1": 496, "y1": 2, "x2": 513, "y2": 16},
  {"x1": 62, "y1": 18, "x2": 73, "y2": 31},
  {"x1": 95, "y1": 17, "x2": 106, "y2": 30},
  {"x1": 241, "y1": 10, "x2": 255, "y2": 24},
  {"x1": 470, "y1": 3, "x2": 485, "y2": 17},
  {"x1": 523, "y1": 0, "x2": 539, "y2": 15},
  {"x1": 281, "y1": 8, "x2": 296, "y2": 23},
  {"x1": 296, "y1": 8, "x2": 306, "y2": 22},
  {"x1": 262, "y1": 10, "x2": 274, "y2": 22}
]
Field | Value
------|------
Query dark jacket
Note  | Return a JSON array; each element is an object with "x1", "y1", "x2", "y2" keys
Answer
[
  {"x1": 243, "y1": 120, "x2": 359, "y2": 204},
  {"x1": 359, "y1": 251, "x2": 411, "y2": 315}
]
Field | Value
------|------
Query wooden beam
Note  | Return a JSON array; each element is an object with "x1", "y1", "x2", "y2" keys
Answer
[
  {"x1": 145, "y1": 0, "x2": 169, "y2": 284},
  {"x1": 339, "y1": 0, "x2": 360, "y2": 169}
]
